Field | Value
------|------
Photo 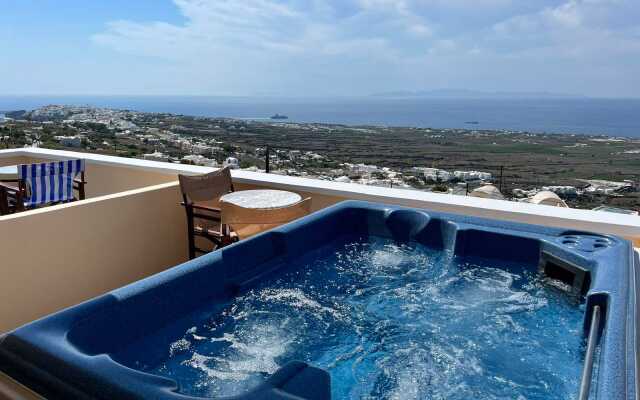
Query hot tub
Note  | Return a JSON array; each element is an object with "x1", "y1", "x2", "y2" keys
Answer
[{"x1": 0, "y1": 201, "x2": 637, "y2": 399}]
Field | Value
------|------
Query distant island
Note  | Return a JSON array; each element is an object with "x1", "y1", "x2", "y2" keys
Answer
[
  {"x1": 270, "y1": 114, "x2": 288, "y2": 120},
  {"x1": 370, "y1": 89, "x2": 586, "y2": 99}
]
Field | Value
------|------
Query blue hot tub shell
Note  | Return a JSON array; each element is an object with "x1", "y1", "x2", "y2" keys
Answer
[{"x1": 0, "y1": 200, "x2": 637, "y2": 399}]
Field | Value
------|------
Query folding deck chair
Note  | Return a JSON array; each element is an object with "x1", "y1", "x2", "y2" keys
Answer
[{"x1": 0, "y1": 159, "x2": 86, "y2": 214}]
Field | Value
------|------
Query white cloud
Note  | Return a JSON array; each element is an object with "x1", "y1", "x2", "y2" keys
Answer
[
  {"x1": 545, "y1": 2, "x2": 582, "y2": 28},
  {"x1": 408, "y1": 23, "x2": 433, "y2": 37},
  {"x1": 88, "y1": 0, "x2": 640, "y2": 97}
]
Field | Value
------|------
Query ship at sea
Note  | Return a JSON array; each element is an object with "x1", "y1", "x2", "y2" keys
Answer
[{"x1": 270, "y1": 113, "x2": 288, "y2": 120}]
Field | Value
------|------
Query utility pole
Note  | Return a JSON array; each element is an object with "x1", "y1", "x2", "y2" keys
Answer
[
  {"x1": 499, "y1": 165, "x2": 504, "y2": 192},
  {"x1": 265, "y1": 146, "x2": 270, "y2": 173}
]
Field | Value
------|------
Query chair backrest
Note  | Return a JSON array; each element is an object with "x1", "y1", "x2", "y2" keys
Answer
[
  {"x1": 221, "y1": 197, "x2": 312, "y2": 240},
  {"x1": 178, "y1": 167, "x2": 234, "y2": 205},
  {"x1": 18, "y1": 159, "x2": 85, "y2": 207}
]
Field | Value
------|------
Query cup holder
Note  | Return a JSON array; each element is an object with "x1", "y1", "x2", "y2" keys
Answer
[{"x1": 558, "y1": 234, "x2": 613, "y2": 252}]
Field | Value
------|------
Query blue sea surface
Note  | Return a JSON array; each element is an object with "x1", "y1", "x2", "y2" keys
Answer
[
  {"x1": 114, "y1": 236, "x2": 585, "y2": 400},
  {"x1": 0, "y1": 95, "x2": 639, "y2": 137}
]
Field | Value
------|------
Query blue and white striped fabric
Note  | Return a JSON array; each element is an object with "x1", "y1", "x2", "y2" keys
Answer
[{"x1": 18, "y1": 159, "x2": 85, "y2": 207}]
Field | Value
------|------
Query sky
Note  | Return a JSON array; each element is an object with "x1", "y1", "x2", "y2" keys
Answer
[{"x1": 1, "y1": 0, "x2": 639, "y2": 97}]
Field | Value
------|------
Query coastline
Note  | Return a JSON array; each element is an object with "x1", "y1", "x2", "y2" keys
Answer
[{"x1": 1, "y1": 96, "x2": 639, "y2": 138}]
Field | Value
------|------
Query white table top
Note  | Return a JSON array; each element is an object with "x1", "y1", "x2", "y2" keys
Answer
[
  {"x1": 0, "y1": 165, "x2": 18, "y2": 180},
  {"x1": 220, "y1": 189, "x2": 302, "y2": 209}
]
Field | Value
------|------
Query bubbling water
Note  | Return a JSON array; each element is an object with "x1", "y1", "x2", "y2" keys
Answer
[{"x1": 117, "y1": 236, "x2": 584, "y2": 399}]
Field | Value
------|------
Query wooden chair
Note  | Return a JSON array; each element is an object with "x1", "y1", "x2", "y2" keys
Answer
[
  {"x1": 221, "y1": 197, "x2": 312, "y2": 241},
  {"x1": 178, "y1": 167, "x2": 234, "y2": 259},
  {"x1": 0, "y1": 159, "x2": 86, "y2": 215}
]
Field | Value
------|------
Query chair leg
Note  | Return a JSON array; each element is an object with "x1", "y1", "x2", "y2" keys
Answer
[
  {"x1": 186, "y1": 208, "x2": 196, "y2": 260},
  {"x1": 188, "y1": 233, "x2": 196, "y2": 260},
  {"x1": 0, "y1": 187, "x2": 8, "y2": 216},
  {"x1": 15, "y1": 190, "x2": 24, "y2": 212},
  {"x1": 79, "y1": 172, "x2": 86, "y2": 200},
  {"x1": 220, "y1": 224, "x2": 237, "y2": 247}
]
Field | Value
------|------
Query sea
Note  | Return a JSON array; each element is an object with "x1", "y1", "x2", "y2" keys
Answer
[{"x1": 1, "y1": 95, "x2": 639, "y2": 138}]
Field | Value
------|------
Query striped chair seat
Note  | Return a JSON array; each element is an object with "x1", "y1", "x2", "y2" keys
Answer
[{"x1": 18, "y1": 159, "x2": 85, "y2": 207}]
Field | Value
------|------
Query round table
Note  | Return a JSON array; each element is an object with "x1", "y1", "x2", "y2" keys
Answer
[
  {"x1": 0, "y1": 165, "x2": 18, "y2": 181},
  {"x1": 220, "y1": 189, "x2": 302, "y2": 209}
]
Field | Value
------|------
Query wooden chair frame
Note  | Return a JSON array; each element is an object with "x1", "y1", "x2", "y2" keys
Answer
[{"x1": 179, "y1": 167, "x2": 234, "y2": 259}]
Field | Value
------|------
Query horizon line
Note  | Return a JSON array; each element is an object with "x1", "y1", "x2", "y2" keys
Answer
[{"x1": 1, "y1": 93, "x2": 640, "y2": 100}]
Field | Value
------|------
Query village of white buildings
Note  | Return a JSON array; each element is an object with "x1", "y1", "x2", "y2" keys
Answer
[{"x1": 1, "y1": 105, "x2": 638, "y2": 215}]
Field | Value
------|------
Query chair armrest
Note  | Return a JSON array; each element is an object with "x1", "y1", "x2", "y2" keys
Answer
[
  {"x1": 180, "y1": 202, "x2": 221, "y2": 213},
  {"x1": 0, "y1": 182, "x2": 19, "y2": 194},
  {"x1": 193, "y1": 213, "x2": 221, "y2": 221},
  {"x1": 192, "y1": 204, "x2": 221, "y2": 213}
]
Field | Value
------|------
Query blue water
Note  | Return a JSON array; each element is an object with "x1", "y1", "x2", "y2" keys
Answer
[
  {"x1": 1, "y1": 95, "x2": 639, "y2": 137},
  {"x1": 114, "y1": 236, "x2": 585, "y2": 399}
]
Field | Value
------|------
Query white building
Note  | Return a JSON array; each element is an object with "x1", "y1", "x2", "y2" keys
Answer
[
  {"x1": 224, "y1": 157, "x2": 239, "y2": 169},
  {"x1": 583, "y1": 179, "x2": 635, "y2": 195},
  {"x1": 182, "y1": 155, "x2": 218, "y2": 168},
  {"x1": 115, "y1": 120, "x2": 138, "y2": 130},
  {"x1": 353, "y1": 164, "x2": 378, "y2": 174},
  {"x1": 541, "y1": 186, "x2": 577, "y2": 196},
  {"x1": 143, "y1": 151, "x2": 169, "y2": 162},
  {"x1": 191, "y1": 144, "x2": 215, "y2": 155},
  {"x1": 175, "y1": 140, "x2": 192, "y2": 152},
  {"x1": 420, "y1": 168, "x2": 452, "y2": 182},
  {"x1": 54, "y1": 136, "x2": 83, "y2": 148},
  {"x1": 342, "y1": 163, "x2": 378, "y2": 176},
  {"x1": 288, "y1": 150, "x2": 301, "y2": 160},
  {"x1": 454, "y1": 170, "x2": 492, "y2": 181}
]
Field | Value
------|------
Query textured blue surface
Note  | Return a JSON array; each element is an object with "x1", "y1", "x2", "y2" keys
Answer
[{"x1": 0, "y1": 201, "x2": 637, "y2": 399}]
